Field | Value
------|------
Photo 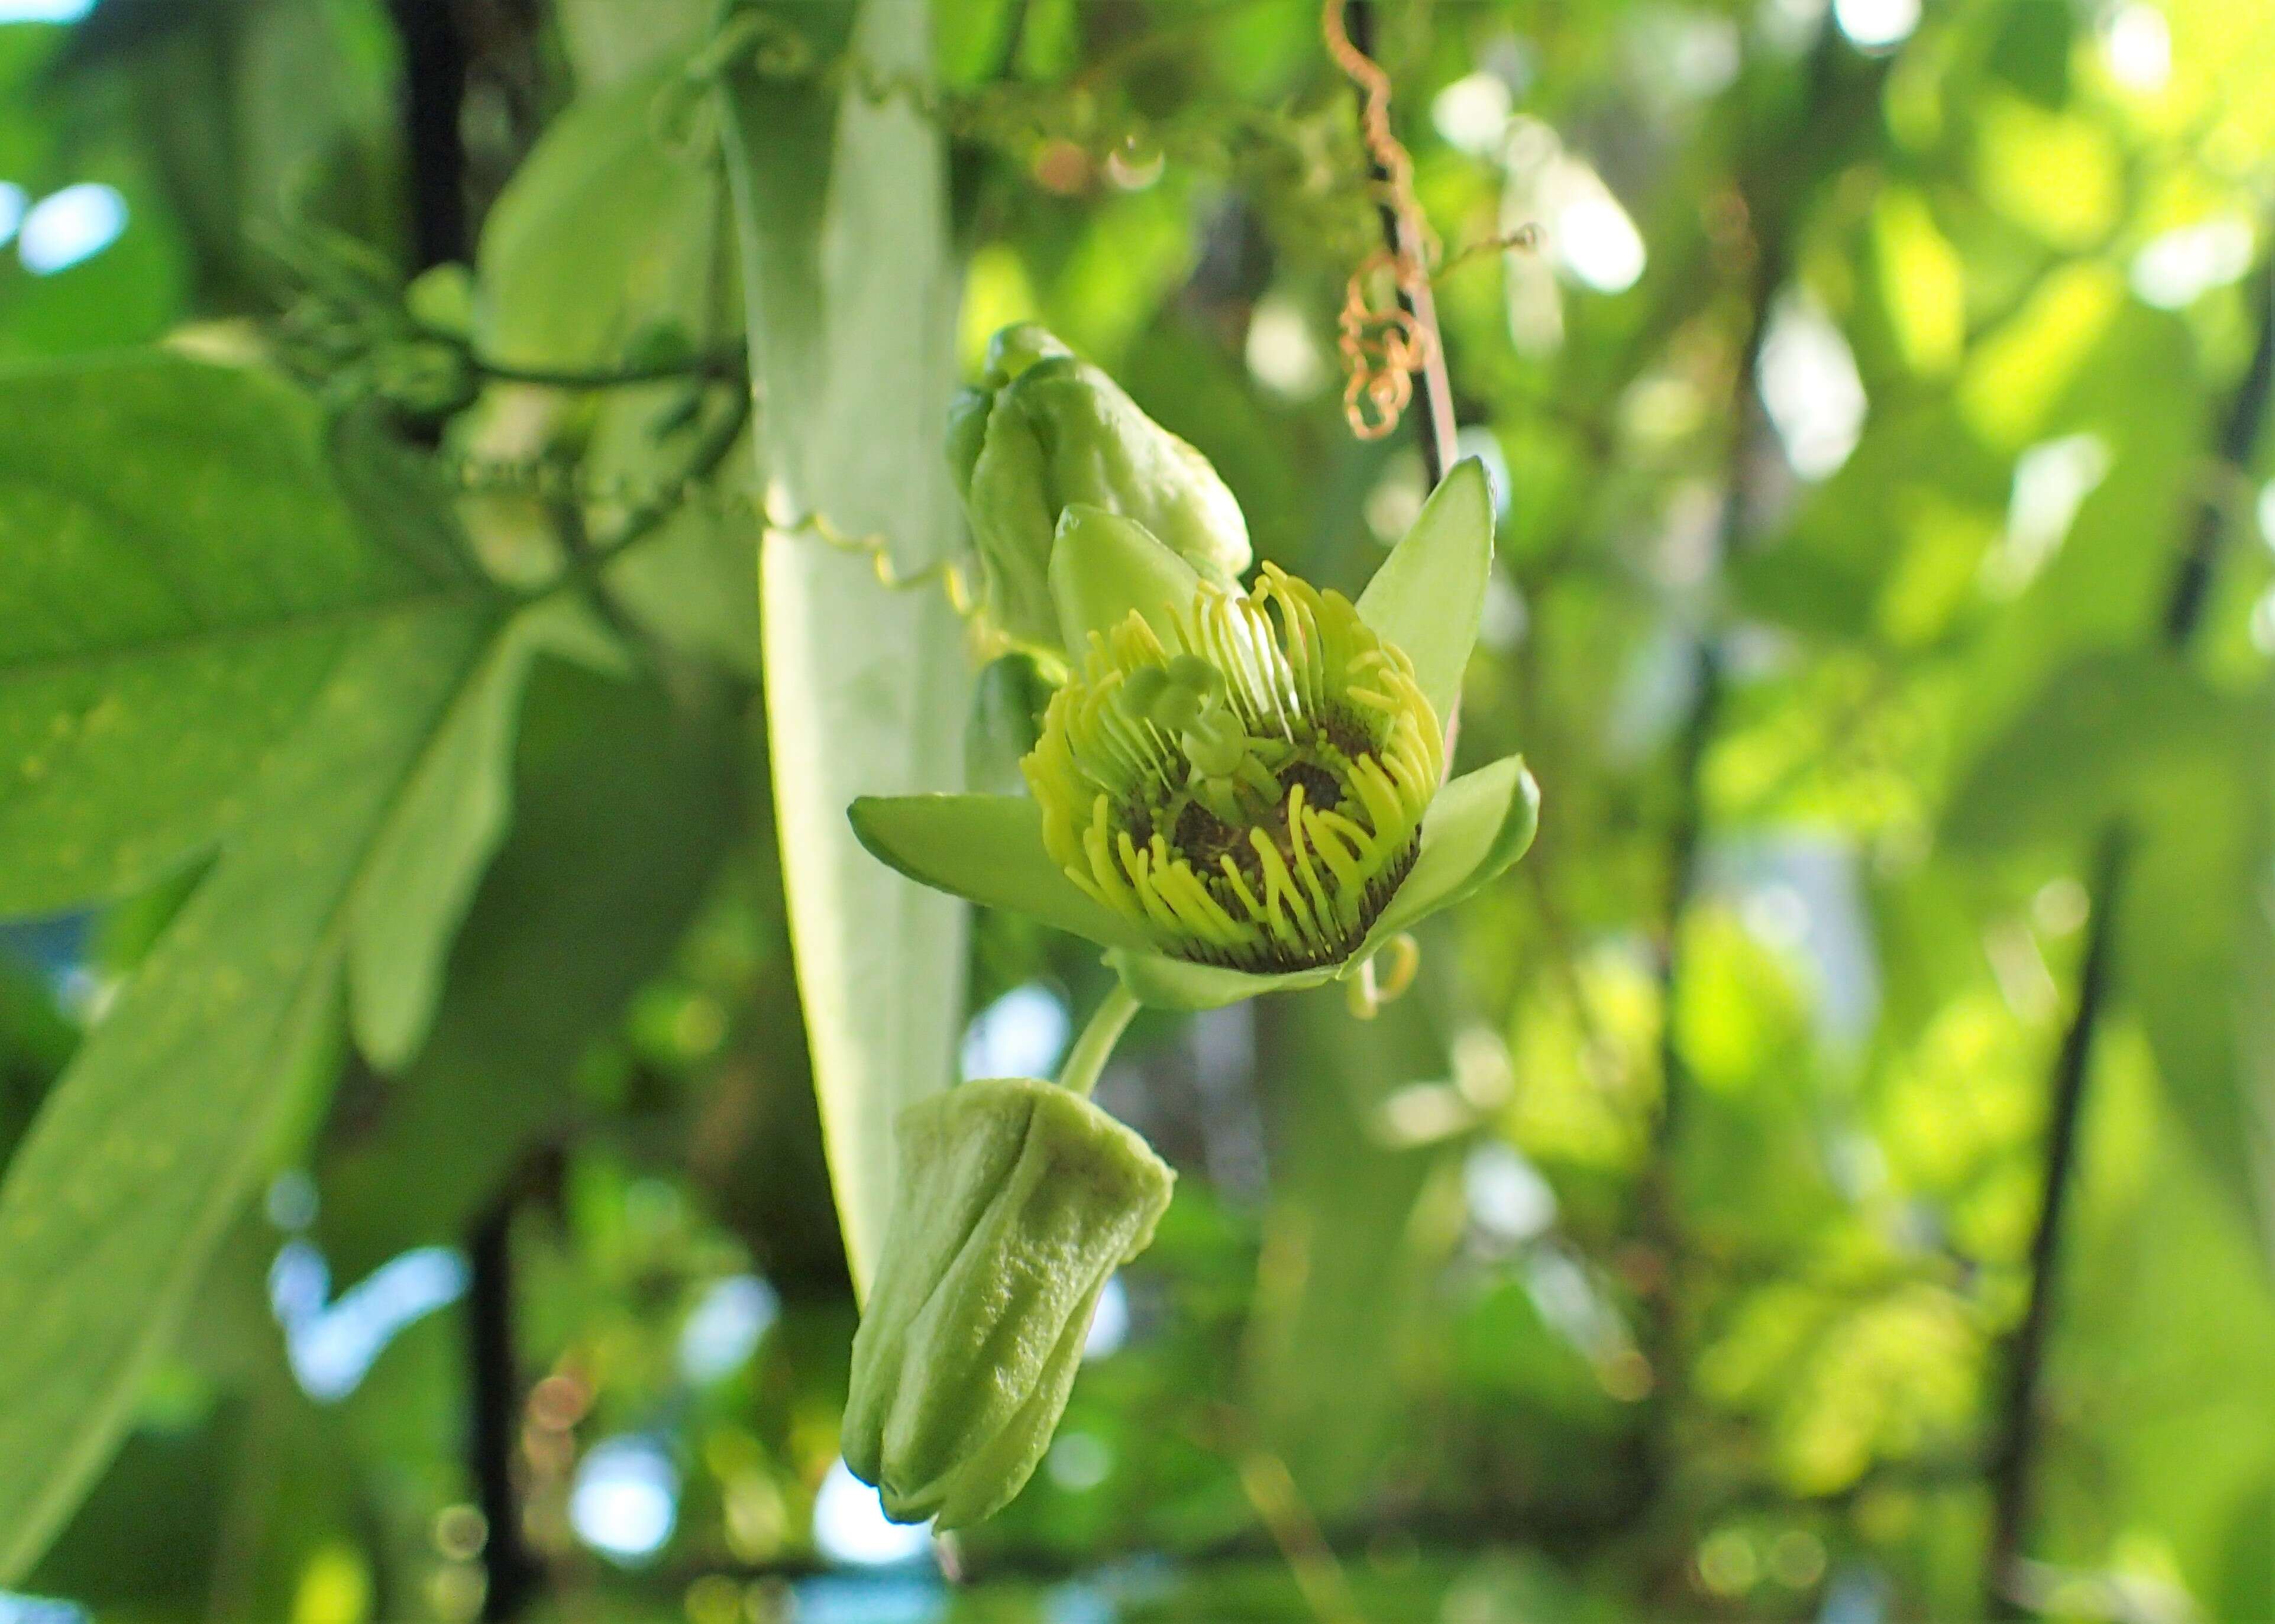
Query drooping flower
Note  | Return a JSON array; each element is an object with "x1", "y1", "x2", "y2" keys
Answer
[
  {"x1": 841, "y1": 1076, "x2": 1174, "y2": 1529},
  {"x1": 853, "y1": 457, "x2": 1539, "y2": 1011}
]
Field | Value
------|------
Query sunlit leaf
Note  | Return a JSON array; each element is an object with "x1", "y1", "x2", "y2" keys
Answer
[
  {"x1": 0, "y1": 355, "x2": 483, "y2": 918},
  {"x1": 0, "y1": 602, "x2": 498, "y2": 1581}
]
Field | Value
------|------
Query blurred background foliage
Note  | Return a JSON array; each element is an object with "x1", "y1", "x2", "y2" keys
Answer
[{"x1": 0, "y1": 0, "x2": 2272, "y2": 1620}]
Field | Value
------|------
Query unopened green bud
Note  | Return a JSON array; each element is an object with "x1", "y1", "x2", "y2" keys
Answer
[
  {"x1": 952, "y1": 323, "x2": 1251, "y2": 651},
  {"x1": 984, "y1": 321, "x2": 1072, "y2": 381},
  {"x1": 842, "y1": 1076, "x2": 1174, "y2": 1529}
]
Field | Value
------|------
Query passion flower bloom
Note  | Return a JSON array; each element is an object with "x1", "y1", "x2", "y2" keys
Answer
[{"x1": 853, "y1": 458, "x2": 1539, "y2": 1011}]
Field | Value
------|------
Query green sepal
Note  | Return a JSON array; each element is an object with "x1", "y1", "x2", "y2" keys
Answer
[
  {"x1": 1357, "y1": 753, "x2": 1539, "y2": 953},
  {"x1": 963, "y1": 400, "x2": 1062, "y2": 646},
  {"x1": 945, "y1": 386, "x2": 993, "y2": 499},
  {"x1": 1355, "y1": 457, "x2": 1495, "y2": 724},
  {"x1": 848, "y1": 793, "x2": 1155, "y2": 952},
  {"x1": 842, "y1": 1077, "x2": 1174, "y2": 1528},
  {"x1": 1049, "y1": 504, "x2": 1200, "y2": 655},
  {"x1": 1106, "y1": 949, "x2": 1339, "y2": 1012}
]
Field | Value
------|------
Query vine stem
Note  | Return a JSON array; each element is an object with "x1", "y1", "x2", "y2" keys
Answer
[
  {"x1": 458, "y1": 345, "x2": 748, "y2": 391},
  {"x1": 1058, "y1": 984, "x2": 1141, "y2": 1099}
]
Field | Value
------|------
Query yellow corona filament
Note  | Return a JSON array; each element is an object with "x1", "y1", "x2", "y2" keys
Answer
[{"x1": 1025, "y1": 565, "x2": 1442, "y2": 973}]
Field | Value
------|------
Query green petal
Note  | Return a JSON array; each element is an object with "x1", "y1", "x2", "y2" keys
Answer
[
  {"x1": 1357, "y1": 755, "x2": 1539, "y2": 953},
  {"x1": 1106, "y1": 948, "x2": 1339, "y2": 1011},
  {"x1": 849, "y1": 794, "x2": 1155, "y2": 952},
  {"x1": 1049, "y1": 504, "x2": 1200, "y2": 655},
  {"x1": 1355, "y1": 457, "x2": 1495, "y2": 723}
]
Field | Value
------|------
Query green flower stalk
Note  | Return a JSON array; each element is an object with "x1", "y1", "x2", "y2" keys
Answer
[
  {"x1": 842, "y1": 1076, "x2": 1174, "y2": 1528},
  {"x1": 951, "y1": 323, "x2": 1251, "y2": 652},
  {"x1": 852, "y1": 455, "x2": 1539, "y2": 1011}
]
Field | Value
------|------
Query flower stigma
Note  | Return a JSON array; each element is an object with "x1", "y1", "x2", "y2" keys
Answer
[{"x1": 1024, "y1": 566, "x2": 1442, "y2": 973}]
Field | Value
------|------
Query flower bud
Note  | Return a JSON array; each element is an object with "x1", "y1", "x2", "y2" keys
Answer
[
  {"x1": 842, "y1": 1076, "x2": 1175, "y2": 1529},
  {"x1": 951, "y1": 322, "x2": 1251, "y2": 651}
]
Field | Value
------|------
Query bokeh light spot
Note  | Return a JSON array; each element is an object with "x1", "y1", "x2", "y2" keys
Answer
[
  {"x1": 18, "y1": 183, "x2": 127, "y2": 275},
  {"x1": 570, "y1": 1436, "x2": 680, "y2": 1565},
  {"x1": 813, "y1": 1458, "x2": 931, "y2": 1567}
]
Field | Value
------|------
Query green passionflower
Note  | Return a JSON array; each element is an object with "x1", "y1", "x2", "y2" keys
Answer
[
  {"x1": 949, "y1": 322, "x2": 1252, "y2": 653},
  {"x1": 853, "y1": 457, "x2": 1539, "y2": 1010}
]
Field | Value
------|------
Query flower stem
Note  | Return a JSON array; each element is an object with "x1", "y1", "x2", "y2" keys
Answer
[{"x1": 1057, "y1": 983, "x2": 1140, "y2": 1099}]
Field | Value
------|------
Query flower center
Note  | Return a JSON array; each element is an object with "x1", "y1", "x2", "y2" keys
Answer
[{"x1": 1024, "y1": 566, "x2": 1442, "y2": 973}]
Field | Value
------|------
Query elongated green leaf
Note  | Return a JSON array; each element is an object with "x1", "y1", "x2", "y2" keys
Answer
[
  {"x1": 318, "y1": 661, "x2": 741, "y2": 1280},
  {"x1": 0, "y1": 599, "x2": 496, "y2": 1582},
  {"x1": 718, "y1": 0, "x2": 971, "y2": 1293},
  {"x1": 1249, "y1": 983, "x2": 1468, "y2": 1513},
  {"x1": 345, "y1": 599, "x2": 616, "y2": 1071},
  {"x1": 0, "y1": 356, "x2": 479, "y2": 917},
  {"x1": 1355, "y1": 457, "x2": 1494, "y2": 724}
]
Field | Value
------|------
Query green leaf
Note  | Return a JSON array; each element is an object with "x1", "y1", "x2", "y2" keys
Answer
[
  {"x1": 555, "y1": 0, "x2": 711, "y2": 88},
  {"x1": 1049, "y1": 503, "x2": 1199, "y2": 654},
  {"x1": 0, "y1": 354, "x2": 482, "y2": 917},
  {"x1": 476, "y1": 50, "x2": 716, "y2": 369},
  {"x1": 718, "y1": 0, "x2": 972, "y2": 1295},
  {"x1": 345, "y1": 599, "x2": 617, "y2": 1072},
  {"x1": 318, "y1": 660, "x2": 741, "y2": 1280},
  {"x1": 0, "y1": 599, "x2": 498, "y2": 1582},
  {"x1": 1945, "y1": 652, "x2": 2274, "y2": 1248},
  {"x1": 1942, "y1": 652, "x2": 2234, "y2": 854},
  {"x1": 849, "y1": 793, "x2": 1153, "y2": 953},
  {"x1": 1354, "y1": 457, "x2": 1494, "y2": 724},
  {"x1": 1360, "y1": 754, "x2": 1540, "y2": 952}
]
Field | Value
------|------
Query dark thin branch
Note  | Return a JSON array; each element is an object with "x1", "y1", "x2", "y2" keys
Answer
[
  {"x1": 1343, "y1": 1, "x2": 1457, "y2": 487},
  {"x1": 2165, "y1": 250, "x2": 2275, "y2": 644},
  {"x1": 389, "y1": 0, "x2": 468, "y2": 271},
  {"x1": 1985, "y1": 832, "x2": 2128, "y2": 1616},
  {"x1": 468, "y1": 1203, "x2": 538, "y2": 1620},
  {"x1": 386, "y1": 7, "x2": 532, "y2": 1615},
  {"x1": 584, "y1": 386, "x2": 754, "y2": 570},
  {"x1": 1986, "y1": 242, "x2": 2275, "y2": 1617}
]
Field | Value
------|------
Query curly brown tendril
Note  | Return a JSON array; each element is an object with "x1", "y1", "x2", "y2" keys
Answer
[
  {"x1": 1443, "y1": 224, "x2": 1547, "y2": 273},
  {"x1": 1321, "y1": 4, "x2": 1546, "y2": 442},
  {"x1": 1337, "y1": 251, "x2": 1430, "y2": 440},
  {"x1": 1321, "y1": 0, "x2": 1442, "y2": 443}
]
